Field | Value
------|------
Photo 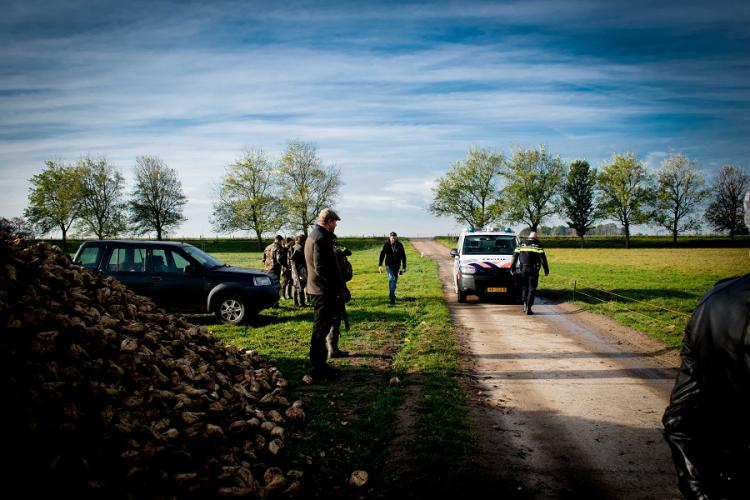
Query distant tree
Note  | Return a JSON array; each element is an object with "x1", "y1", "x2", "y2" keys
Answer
[
  {"x1": 589, "y1": 223, "x2": 623, "y2": 236},
  {"x1": 77, "y1": 156, "x2": 127, "y2": 239},
  {"x1": 429, "y1": 147, "x2": 505, "y2": 229},
  {"x1": 23, "y1": 160, "x2": 83, "y2": 251},
  {"x1": 129, "y1": 156, "x2": 187, "y2": 240},
  {"x1": 0, "y1": 217, "x2": 35, "y2": 239},
  {"x1": 705, "y1": 164, "x2": 749, "y2": 240},
  {"x1": 562, "y1": 159, "x2": 598, "y2": 245},
  {"x1": 278, "y1": 141, "x2": 341, "y2": 235},
  {"x1": 500, "y1": 145, "x2": 565, "y2": 231},
  {"x1": 654, "y1": 153, "x2": 708, "y2": 244},
  {"x1": 597, "y1": 153, "x2": 654, "y2": 248},
  {"x1": 211, "y1": 149, "x2": 284, "y2": 249}
]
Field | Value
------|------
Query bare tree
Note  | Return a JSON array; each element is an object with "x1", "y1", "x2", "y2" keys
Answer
[
  {"x1": 705, "y1": 164, "x2": 749, "y2": 240},
  {"x1": 501, "y1": 145, "x2": 565, "y2": 231},
  {"x1": 129, "y1": 156, "x2": 187, "y2": 240},
  {"x1": 77, "y1": 155, "x2": 127, "y2": 239},
  {"x1": 430, "y1": 147, "x2": 505, "y2": 229},
  {"x1": 278, "y1": 141, "x2": 341, "y2": 235},
  {"x1": 654, "y1": 153, "x2": 708, "y2": 244},
  {"x1": 23, "y1": 160, "x2": 83, "y2": 251},
  {"x1": 211, "y1": 149, "x2": 284, "y2": 249},
  {"x1": 597, "y1": 153, "x2": 654, "y2": 248}
]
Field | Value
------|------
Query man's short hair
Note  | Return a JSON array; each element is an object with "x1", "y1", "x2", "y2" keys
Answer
[
  {"x1": 274, "y1": 235, "x2": 283, "y2": 242},
  {"x1": 317, "y1": 208, "x2": 341, "y2": 224},
  {"x1": 389, "y1": 231, "x2": 397, "y2": 237}
]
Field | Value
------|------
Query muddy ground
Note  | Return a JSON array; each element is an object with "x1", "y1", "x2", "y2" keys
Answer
[{"x1": 411, "y1": 238, "x2": 682, "y2": 499}]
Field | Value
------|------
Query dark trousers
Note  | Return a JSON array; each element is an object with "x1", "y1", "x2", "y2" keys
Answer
[
  {"x1": 310, "y1": 294, "x2": 338, "y2": 369},
  {"x1": 520, "y1": 266, "x2": 540, "y2": 309}
]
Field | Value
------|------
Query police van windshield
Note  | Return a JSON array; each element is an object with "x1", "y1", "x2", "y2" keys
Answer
[{"x1": 462, "y1": 235, "x2": 517, "y2": 255}]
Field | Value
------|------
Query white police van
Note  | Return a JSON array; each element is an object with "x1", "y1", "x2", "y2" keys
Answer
[{"x1": 449, "y1": 226, "x2": 520, "y2": 303}]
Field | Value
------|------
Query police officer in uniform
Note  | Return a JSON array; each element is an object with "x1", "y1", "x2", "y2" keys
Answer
[{"x1": 511, "y1": 230, "x2": 549, "y2": 315}]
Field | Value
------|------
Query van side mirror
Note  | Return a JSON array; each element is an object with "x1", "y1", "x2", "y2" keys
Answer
[{"x1": 449, "y1": 248, "x2": 459, "y2": 257}]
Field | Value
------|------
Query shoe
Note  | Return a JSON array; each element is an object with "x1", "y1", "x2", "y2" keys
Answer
[
  {"x1": 526, "y1": 309, "x2": 534, "y2": 315},
  {"x1": 329, "y1": 350, "x2": 349, "y2": 358},
  {"x1": 523, "y1": 302, "x2": 527, "y2": 313}
]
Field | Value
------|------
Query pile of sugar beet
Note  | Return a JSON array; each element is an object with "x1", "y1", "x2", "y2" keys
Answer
[{"x1": 0, "y1": 226, "x2": 306, "y2": 498}]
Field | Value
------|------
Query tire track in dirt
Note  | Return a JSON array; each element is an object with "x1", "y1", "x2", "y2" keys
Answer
[{"x1": 412, "y1": 238, "x2": 682, "y2": 499}]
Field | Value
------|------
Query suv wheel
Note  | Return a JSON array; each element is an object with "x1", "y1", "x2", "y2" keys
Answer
[
  {"x1": 216, "y1": 295, "x2": 247, "y2": 325},
  {"x1": 457, "y1": 289, "x2": 467, "y2": 303}
]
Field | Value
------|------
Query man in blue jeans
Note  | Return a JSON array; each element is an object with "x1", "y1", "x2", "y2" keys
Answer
[{"x1": 378, "y1": 231, "x2": 407, "y2": 304}]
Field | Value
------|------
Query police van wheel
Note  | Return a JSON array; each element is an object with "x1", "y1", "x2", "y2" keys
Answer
[{"x1": 457, "y1": 290, "x2": 467, "y2": 303}]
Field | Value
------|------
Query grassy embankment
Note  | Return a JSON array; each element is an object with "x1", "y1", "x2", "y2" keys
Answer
[
  {"x1": 437, "y1": 236, "x2": 749, "y2": 348},
  {"x1": 195, "y1": 239, "x2": 472, "y2": 497}
]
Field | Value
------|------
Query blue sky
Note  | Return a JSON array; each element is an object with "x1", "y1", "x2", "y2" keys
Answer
[{"x1": 2, "y1": 0, "x2": 749, "y2": 237}]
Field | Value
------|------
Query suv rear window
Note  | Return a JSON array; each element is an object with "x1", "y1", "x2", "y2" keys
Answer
[
  {"x1": 107, "y1": 247, "x2": 147, "y2": 272},
  {"x1": 462, "y1": 235, "x2": 516, "y2": 255}
]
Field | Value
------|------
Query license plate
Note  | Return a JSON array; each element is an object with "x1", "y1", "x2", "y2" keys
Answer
[{"x1": 486, "y1": 287, "x2": 507, "y2": 293}]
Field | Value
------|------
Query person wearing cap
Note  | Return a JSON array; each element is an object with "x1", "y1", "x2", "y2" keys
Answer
[
  {"x1": 510, "y1": 230, "x2": 549, "y2": 315},
  {"x1": 378, "y1": 231, "x2": 407, "y2": 305},
  {"x1": 662, "y1": 190, "x2": 750, "y2": 500},
  {"x1": 304, "y1": 208, "x2": 345, "y2": 381}
]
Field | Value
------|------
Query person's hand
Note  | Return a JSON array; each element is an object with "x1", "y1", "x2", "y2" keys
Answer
[{"x1": 378, "y1": 266, "x2": 383, "y2": 273}]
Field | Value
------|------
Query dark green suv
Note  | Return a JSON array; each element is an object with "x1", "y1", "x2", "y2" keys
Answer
[{"x1": 73, "y1": 240, "x2": 279, "y2": 325}]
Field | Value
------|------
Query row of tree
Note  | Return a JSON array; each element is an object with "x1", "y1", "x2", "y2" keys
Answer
[
  {"x1": 23, "y1": 141, "x2": 341, "y2": 250},
  {"x1": 25, "y1": 155, "x2": 187, "y2": 249},
  {"x1": 430, "y1": 146, "x2": 749, "y2": 247}
]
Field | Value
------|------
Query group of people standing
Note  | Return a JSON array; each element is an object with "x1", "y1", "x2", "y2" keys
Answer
[
  {"x1": 263, "y1": 234, "x2": 308, "y2": 307},
  {"x1": 263, "y1": 209, "x2": 408, "y2": 382}
]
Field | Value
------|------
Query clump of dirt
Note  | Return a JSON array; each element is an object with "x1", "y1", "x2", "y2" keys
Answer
[{"x1": 0, "y1": 225, "x2": 305, "y2": 498}]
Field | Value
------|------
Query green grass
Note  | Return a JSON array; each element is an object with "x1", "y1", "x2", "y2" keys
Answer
[
  {"x1": 542, "y1": 248, "x2": 749, "y2": 347},
  {"x1": 189, "y1": 239, "x2": 473, "y2": 496}
]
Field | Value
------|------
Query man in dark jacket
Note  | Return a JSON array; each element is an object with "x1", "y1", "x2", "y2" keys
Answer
[
  {"x1": 662, "y1": 191, "x2": 750, "y2": 500},
  {"x1": 510, "y1": 230, "x2": 549, "y2": 315},
  {"x1": 378, "y1": 231, "x2": 407, "y2": 304},
  {"x1": 304, "y1": 208, "x2": 345, "y2": 381},
  {"x1": 263, "y1": 235, "x2": 284, "y2": 280}
]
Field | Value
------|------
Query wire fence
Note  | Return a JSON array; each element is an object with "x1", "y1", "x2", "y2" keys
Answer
[{"x1": 568, "y1": 279, "x2": 692, "y2": 333}]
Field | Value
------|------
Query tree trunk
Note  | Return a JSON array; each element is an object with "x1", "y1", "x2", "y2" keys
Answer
[
  {"x1": 624, "y1": 222, "x2": 631, "y2": 249},
  {"x1": 157, "y1": 227, "x2": 163, "y2": 241},
  {"x1": 255, "y1": 232, "x2": 264, "y2": 251},
  {"x1": 60, "y1": 226, "x2": 68, "y2": 253}
]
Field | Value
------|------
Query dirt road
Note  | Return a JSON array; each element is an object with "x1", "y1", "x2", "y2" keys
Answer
[{"x1": 411, "y1": 238, "x2": 682, "y2": 499}]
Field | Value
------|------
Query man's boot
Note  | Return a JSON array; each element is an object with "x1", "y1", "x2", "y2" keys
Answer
[{"x1": 326, "y1": 326, "x2": 349, "y2": 358}]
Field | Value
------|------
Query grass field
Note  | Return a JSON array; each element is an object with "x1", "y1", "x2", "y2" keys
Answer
[
  {"x1": 542, "y1": 248, "x2": 749, "y2": 347},
  {"x1": 191, "y1": 239, "x2": 474, "y2": 496}
]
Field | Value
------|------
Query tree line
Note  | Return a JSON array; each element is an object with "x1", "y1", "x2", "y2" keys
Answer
[
  {"x1": 429, "y1": 146, "x2": 749, "y2": 247},
  {"x1": 22, "y1": 141, "x2": 340, "y2": 250},
  {"x1": 24, "y1": 155, "x2": 187, "y2": 249}
]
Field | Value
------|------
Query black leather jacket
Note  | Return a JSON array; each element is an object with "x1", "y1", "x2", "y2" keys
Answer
[{"x1": 662, "y1": 273, "x2": 750, "y2": 500}]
